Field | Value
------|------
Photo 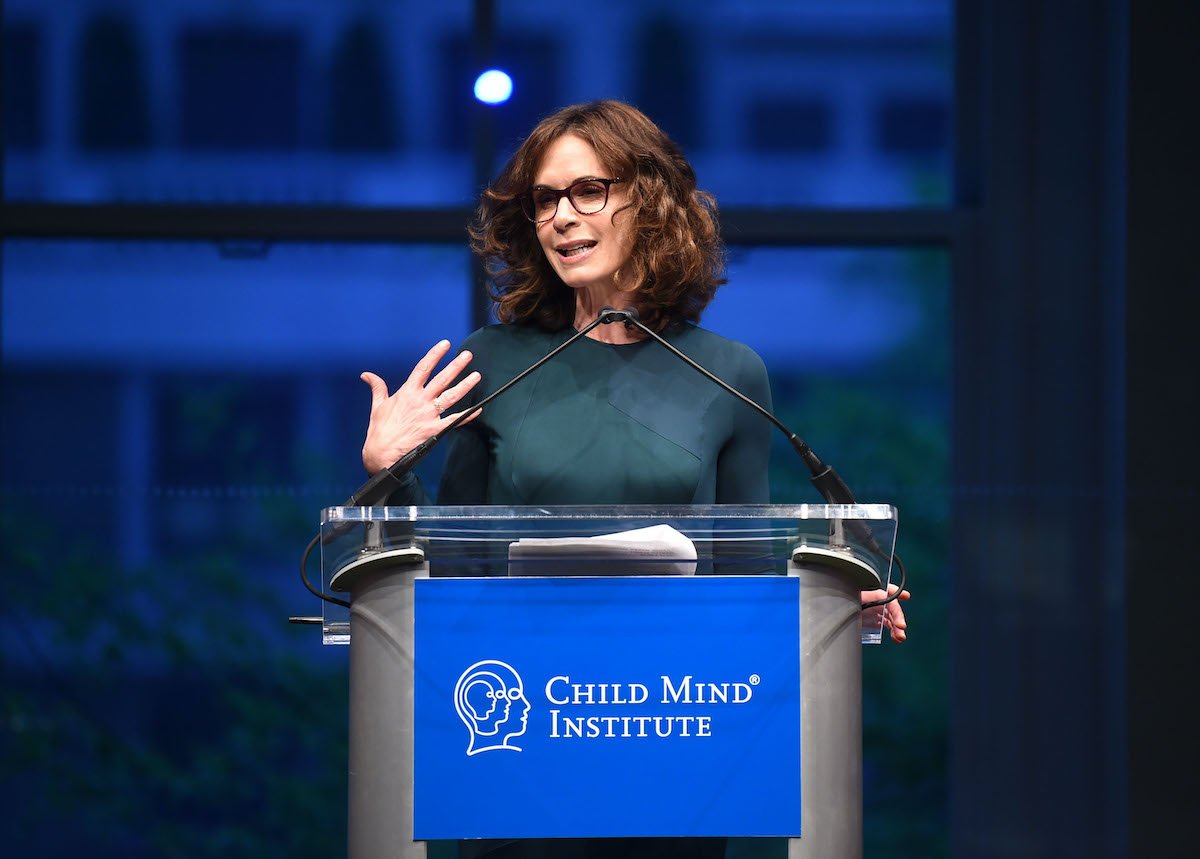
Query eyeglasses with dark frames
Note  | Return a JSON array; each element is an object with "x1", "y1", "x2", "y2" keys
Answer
[{"x1": 520, "y1": 177, "x2": 623, "y2": 223}]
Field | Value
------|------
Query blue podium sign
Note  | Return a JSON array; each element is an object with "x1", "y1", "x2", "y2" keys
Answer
[{"x1": 413, "y1": 576, "x2": 801, "y2": 840}]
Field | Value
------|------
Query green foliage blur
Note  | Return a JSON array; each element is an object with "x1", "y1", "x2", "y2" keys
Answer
[{"x1": 1, "y1": 434, "x2": 349, "y2": 856}]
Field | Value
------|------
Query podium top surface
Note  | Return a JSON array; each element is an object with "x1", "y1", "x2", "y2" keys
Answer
[
  {"x1": 321, "y1": 502, "x2": 897, "y2": 525},
  {"x1": 316, "y1": 504, "x2": 898, "y2": 644},
  {"x1": 320, "y1": 503, "x2": 896, "y2": 581}
]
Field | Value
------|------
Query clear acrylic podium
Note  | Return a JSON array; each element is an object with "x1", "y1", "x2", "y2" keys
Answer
[{"x1": 316, "y1": 504, "x2": 897, "y2": 859}]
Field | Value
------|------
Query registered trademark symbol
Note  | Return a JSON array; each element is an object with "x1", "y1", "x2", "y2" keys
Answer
[{"x1": 749, "y1": 674, "x2": 761, "y2": 685}]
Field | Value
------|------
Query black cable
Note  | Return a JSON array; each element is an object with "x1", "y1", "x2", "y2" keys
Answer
[
  {"x1": 299, "y1": 531, "x2": 351, "y2": 609},
  {"x1": 860, "y1": 552, "x2": 908, "y2": 610}
]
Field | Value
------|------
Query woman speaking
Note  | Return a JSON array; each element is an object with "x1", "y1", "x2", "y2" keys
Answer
[
  {"x1": 361, "y1": 99, "x2": 771, "y2": 511},
  {"x1": 356, "y1": 99, "x2": 908, "y2": 857},
  {"x1": 359, "y1": 99, "x2": 906, "y2": 624}
]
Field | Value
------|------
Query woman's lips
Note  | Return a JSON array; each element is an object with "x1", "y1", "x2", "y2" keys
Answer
[{"x1": 556, "y1": 241, "x2": 597, "y2": 263}]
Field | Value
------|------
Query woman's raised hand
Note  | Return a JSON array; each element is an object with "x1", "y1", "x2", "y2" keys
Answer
[{"x1": 360, "y1": 340, "x2": 481, "y2": 475}]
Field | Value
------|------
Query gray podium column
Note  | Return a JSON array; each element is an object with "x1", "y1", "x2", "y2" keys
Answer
[
  {"x1": 337, "y1": 547, "x2": 868, "y2": 858},
  {"x1": 340, "y1": 555, "x2": 427, "y2": 859},
  {"x1": 789, "y1": 557, "x2": 868, "y2": 859}
]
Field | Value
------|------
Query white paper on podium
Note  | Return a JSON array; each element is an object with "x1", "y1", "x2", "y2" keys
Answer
[{"x1": 507, "y1": 524, "x2": 698, "y2": 576}]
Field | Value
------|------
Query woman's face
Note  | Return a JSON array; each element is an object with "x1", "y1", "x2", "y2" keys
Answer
[{"x1": 532, "y1": 134, "x2": 636, "y2": 297}]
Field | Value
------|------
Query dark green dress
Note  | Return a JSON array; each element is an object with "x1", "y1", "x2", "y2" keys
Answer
[{"x1": 390, "y1": 322, "x2": 772, "y2": 507}]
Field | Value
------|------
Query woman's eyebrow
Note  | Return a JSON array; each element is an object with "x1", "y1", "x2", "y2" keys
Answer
[{"x1": 531, "y1": 176, "x2": 602, "y2": 190}]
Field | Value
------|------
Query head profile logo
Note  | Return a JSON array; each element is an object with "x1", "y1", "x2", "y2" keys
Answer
[{"x1": 454, "y1": 659, "x2": 531, "y2": 755}]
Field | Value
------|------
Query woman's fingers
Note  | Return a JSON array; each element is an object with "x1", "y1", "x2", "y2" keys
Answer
[
  {"x1": 861, "y1": 585, "x2": 910, "y2": 643},
  {"x1": 427, "y1": 349, "x2": 475, "y2": 395},
  {"x1": 402, "y1": 342, "x2": 477, "y2": 416},
  {"x1": 360, "y1": 371, "x2": 391, "y2": 407},
  {"x1": 884, "y1": 587, "x2": 908, "y2": 642},
  {"x1": 442, "y1": 406, "x2": 483, "y2": 427},
  {"x1": 433, "y1": 370, "x2": 482, "y2": 415},
  {"x1": 403, "y1": 340, "x2": 453, "y2": 390},
  {"x1": 358, "y1": 343, "x2": 481, "y2": 477}
]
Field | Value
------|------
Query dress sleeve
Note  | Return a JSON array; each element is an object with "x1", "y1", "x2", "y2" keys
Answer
[
  {"x1": 384, "y1": 471, "x2": 432, "y2": 506},
  {"x1": 436, "y1": 334, "x2": 492, "y2": 504},
  {"x1": 435, "y1": 422, "x2": 490, "y2": 504},
  {"x1": 381, "y1": 424, "x2": 489, "y2": 505},
  {"x1": 715, "y1": 345, "x2": 773, "y2": 503}
]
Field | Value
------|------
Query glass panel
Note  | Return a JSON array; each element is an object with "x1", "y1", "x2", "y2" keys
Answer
[
  {"x1": 2, "y1": 238, "x2": 471, "y2": 548},
  {"x1": 3, "y1": 240, "x2": 468, "y2": 369},
  {"x1": 2, "y1": 0, "x2": 477, "y2": 205},
  {"x1": 509, "y1": 0, "x2": 956, "y2": 207},
  {"x1": 1, "y1": 238, "x2": 470, "y2": 854},
  {"x1": 4, "y1": 0, "x2": 952, "y2": 207},
  {"x1": 316, "y1": 503, "x2": 897, "y2": 643}
]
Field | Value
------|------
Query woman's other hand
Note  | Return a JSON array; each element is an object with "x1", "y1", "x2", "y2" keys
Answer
[
  {"x1": 861, "y1": 584, "x2": 910, "y2": 644},
  {"x1": 360, "y1": 340, "x2": 481, "y2": 475}
]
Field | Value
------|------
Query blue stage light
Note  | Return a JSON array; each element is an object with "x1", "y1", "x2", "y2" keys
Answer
[{"x1": 474, "y1": 69, "x2": 513, "y2": 105}]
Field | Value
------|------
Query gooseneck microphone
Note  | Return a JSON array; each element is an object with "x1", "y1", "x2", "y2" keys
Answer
[
  {"x1": 606, "y1": 306, "x2": 906, "y2": 611},
  {"x1": 300, "y1": 311, "x2": 633, "y2": 606}
]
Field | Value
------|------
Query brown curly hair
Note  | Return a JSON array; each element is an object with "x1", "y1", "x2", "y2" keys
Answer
[{"x1": 468, "y1": 100, "x2": 726, "y2": 333}]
